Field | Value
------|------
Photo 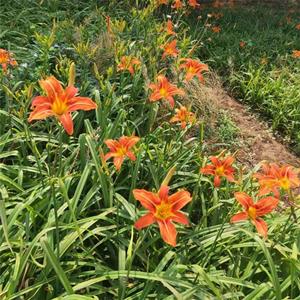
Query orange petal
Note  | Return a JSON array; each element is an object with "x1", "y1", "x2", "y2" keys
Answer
[
  {"x1": 223, "y1": 156, "x2": 234, "y2": 167},
  {"x1": 31, "y1": 96, "x2": 51, "y2": 107},
  {"x1": 166, "y1": 96, "x2": 175, "y2": 108},
  {"x1": 200, "y1": 165, "x2": 215, "y2": 175},
  {"x1": 158, "y1": 185, "x2": 169, "y2": 201},
  {"x1": 133, "y1": 189, "x2": 160, "y2": 212},
  {"x1": 172, "y1": 211, "x2": 189, "y2": 225},
  {"x1": 39, "y1": 76, "x2": 63, "y2": 99},
  {"x1": 113, "y1": 156, "x2": 124, "y2": 171},
  {"x1": 157, "y1": 220, "x2": 177, "y2": 246},
  {"x1": 104, "y1": 152, "x2": 117, "y2": 161},
  {"x1": 126, "y1": 151, "x2": 136, "y2": 161},
  {"x1": 64, "y1": 86, "x2": 78, "y2": 100},
  {"x1": 255, "y1": 196, "x2": 278, "y2": 216},
  {"x1": 67, "y1": 97, "x2": 97, "y2": 112},
  {"x1": 214, "y1": 175, "x2": 221, "y2": 187},
  {"x1": 230, "y1": 212, "x2": 248, "y2": 223},
  {"x1": 253, "y1": 218, "x2": 268, "y2": 238},
  {"x1": 169, "y1": 190, "x2": 192, "y2": 211},
  {"x1": 104, "y1": 139, "x2": 119, "y2": 151},
  {"x1": 234, "y1": 192, "x2": 254, "y2": 210},
  {"x1": 28, "y1": 107, "x2": 54, "y2": 122},
  {"x1": 120, "y1": 136, "x2": 140, "y2": 148},
  {"x1": 134, "y1": 213, "x2": 155, "y2": 230},
  {"x1": 58, "y1": 112, "x2": 74, "y2": 135}
]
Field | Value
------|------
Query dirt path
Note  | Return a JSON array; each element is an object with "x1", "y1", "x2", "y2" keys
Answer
[
  {"x1": 186, "y1": 77, "x2": 300, "y2": 168},
  {"x1": 209, "y1": 86, "x2": 300, "y2": 167}
]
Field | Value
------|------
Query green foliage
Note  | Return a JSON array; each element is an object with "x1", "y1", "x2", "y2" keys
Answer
[{"x1": 0, "y1": 1, "x2": 300, "y2": 299}]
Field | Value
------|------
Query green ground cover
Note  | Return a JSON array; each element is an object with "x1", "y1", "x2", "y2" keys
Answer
[{"x1": 188, "y1": 3, "x2": 300, "y2": 151}]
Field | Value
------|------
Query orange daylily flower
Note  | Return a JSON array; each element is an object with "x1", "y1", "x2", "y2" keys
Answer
[
  {"x1": 134, "y1": 184, "x2": 192, "y2": 246},
  {"x1": 212, "y1": 0, "x2": 224, "y2": 8},
  {"x1": 29, "y1": 76, "x2": 97, "y2": 135},
  {"x1": 149, "y1": 75, "x2": 184, "y2": 108},
  {"x1": 161, "y1": 40, "x2": 179, "y2": 59},
  {"x1": 211, "y1": 12, "x2": 223, "y2": 19},
  {"x1": 172, "y1": 0, "x2": 183, "y2": 9},
  {"x1": 296, "y1": 24, "x2": 300, "y2": 30},
  {"x1": 0, "y1": 49, "x2": 17, "y2": 73},
  {"x1": 157, "y1": 0, "x2": 168, "y2": 4},
  {"x1": 212, "y1": 26, "x2": 221, "y2": 33},
  {"x1": 254, "y1": 163, "x2": 300, "y2": 197},
  {"x1": 179, "y1": 58, "x2": 209, "y2": 82},
  {"x1": 292, "y1": 50, "x2": 300, "y2": 58},
  {"x1": 188, "y1": 0, "x2": 200, "y2": 8},
  {"x1": 166, "y1": 20, "x2": 176, "y2": 36},
  {"x1": 201, "y1": 155, "x2": 235, "y2": 187},
  {"x1": 170, "y1": 106, "x2": 196, "y2": 129},
  {"x1": 117, "y1": 56, "x2": 141, "y2": 75},
  {"x1": 104, "y1": 136, "x2": 140, "y2": 171},
  {"x1": 239, "y1": 41, "x2": 246, "y2": 48},
  {"x1": 230, "y1": 192, "x2": 279, "y2": 238}
]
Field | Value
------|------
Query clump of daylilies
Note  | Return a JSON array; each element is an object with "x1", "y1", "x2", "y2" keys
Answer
[
  {"x1": 117, "y1": 55, "x2": 141, "y2": 75},
  {"x1": 170, "y1": 106, "x2": 196, "y2": 128},
  {"x1": 200, "y1": 155, "x2": 300, "y2": 239},
  {"x1": 0, "y1": 48, "x2": 17, "y2": 73},
  {"x1": 254, "y1": 163, "x2": 300, "y2": 198}
]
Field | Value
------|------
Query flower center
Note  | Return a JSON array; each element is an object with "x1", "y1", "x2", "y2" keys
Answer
[
  {"x1": 248, "y1": 206, "x2": 257, "y2": 220},
  {"x1": 279, "y1": 177, "x2": 290, "y2": 190},
  {"x1": 160, "y1": 88, "x2": 167, "y2": 97},
  {"x1": 188, "y1": 66, "x2": 196, "y2": 74},
  {"x1": 52, "y1": 98, "x2": 68, "y2": 115},
  {"x1": 117, "y1": 146, "x2": 127, "y2": 156},
  {"x1": 155, "y1": 202, "x2": 173, "y2": 220},
  {"x1": 215, "y1": 166, "x2": 225, "y2": 176}
]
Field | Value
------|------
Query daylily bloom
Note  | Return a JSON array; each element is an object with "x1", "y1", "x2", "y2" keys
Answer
[
  {"x1": 0, "y1": 49, "x2": 17, "y2": 73},
  {"x1": 212, "y1": 26, "x2": 221, "y2": 33},
  {"x1": 104, "y1": 136, "x2": 140, "y2": 171},
  {"x1": 296, "y1": 24, "x2": 300, "y2": 30},
  {"x1": 158, "y1": 0, "x2": 168, "y2": 4},
  {"x1": 170, "y1": 106, "x2": 196, "y2": 128},
  {"x1": 188, "y1": 0, "x2": 200, "y2": 8},
  {"x1": 172, "y1": 0, "x2": 183, "y2": 9},
  {"x1": 29, "y1": 76, "x2": 97, "y2": 135},
  {"x1": 231, "y1": 192, "x2": 278, "y2": 238},
  {"x1": 134, "y1": 184, "x2": 192, "y2": 246},
  {"x1": 239, "y1": 41, "x2": 246, "y2": 48},
  {"x1": 117, "y1": 56, "x2": 141, "y2": 75},
  {"x1": 149, "y1": 75, "x2": 184, "y2": 108},
  {"x1": 161, "y1": 40, "x2": 179, "y2": 59},
  {"x1": 211, "y1": 12, "x2": 224, "y2": 19},
  {"x1": 213, "y1": 0, "x2": 224, "y2": 8},
  {"x1": 201, "y1": 155, "x2": 235, "y2": 187},
  {"x1": 166, "y1": 20, "x2": 176, "y2": 36},
  {"x1": 179, "y1": 58, "x2": 209, "y2": 82},
  {"x1": 254, "y1": 163, "x2": 300, "y2": 197},
  {"x1": 292, "y1": 50, "x2": 300, "y2": 58}
]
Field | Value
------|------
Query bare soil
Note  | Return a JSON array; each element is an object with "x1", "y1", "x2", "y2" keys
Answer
[{"x1": 208, "y1": 86, "x2": 300, "y2": 167}]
